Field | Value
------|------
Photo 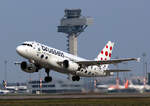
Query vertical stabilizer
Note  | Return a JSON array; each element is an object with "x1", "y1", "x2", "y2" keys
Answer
[
  {"x1": 95, "y1": 41, "x2": 114, "y2": 70},
  {"x1": 95, "y1": 41, "x2": 114, "y2": 61},
  {"x1": 124, "y1": 80, "x2": 129, "y2": 89}
]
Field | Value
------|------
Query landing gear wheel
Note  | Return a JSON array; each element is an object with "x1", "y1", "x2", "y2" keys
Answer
[
  {"x1": 72, "y1": 76, "x2": 76, "y2": 81},
  {"x1": 44, "y1": 76, "x2": 52, "y2": 82},
  {"x1": 72, "y1": 76, "x2": 80, "y2": 81},
  {"x1": 44, "y1": 68, "x2": 52, "y2": 82},
  {"x1": 76, "y1": 76, "x2": 80, "y2": 81}
]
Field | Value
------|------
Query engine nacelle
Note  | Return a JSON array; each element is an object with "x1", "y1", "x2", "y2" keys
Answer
[
  {"x1": 62, "y1": 60, "x2": 79, "y2": 71},
  {"x1": 20, "y1": 61, "x2": 38, "y2": 73}
]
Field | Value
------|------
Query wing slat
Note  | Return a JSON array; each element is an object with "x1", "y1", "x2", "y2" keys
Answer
[{"x1": 76, "y1": 58, "x2": 139, "y2": 66}]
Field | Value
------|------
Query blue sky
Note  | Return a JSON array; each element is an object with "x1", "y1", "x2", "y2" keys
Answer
[{"x1": 0, "y1": 0, "x2": 149, "y2": 82}]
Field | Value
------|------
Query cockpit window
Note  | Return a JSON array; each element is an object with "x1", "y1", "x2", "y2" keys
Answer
[{"x1": 22, "y1": 43, "x2": 32, "y2": 47}]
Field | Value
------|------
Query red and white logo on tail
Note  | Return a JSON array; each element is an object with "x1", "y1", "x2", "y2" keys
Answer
[
  {"x1": 95, "y1": 41, "x2": 114, "y2": 70},
  {"x1": 96, "y1": 41, "x2": 114, "y2": 61}
]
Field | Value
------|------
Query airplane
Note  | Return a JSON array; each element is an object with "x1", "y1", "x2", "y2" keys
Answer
[
  {"x1": 16, "y1": 41, "x2": 139, "y2": 82},
  {"x1": 97, "y1": 79, "x2": 129, "y2": 91},
  {"x1": 2, "y1": 80, "x2": 27, "y2": 91},
  {"x1": 0, "y1": 89, "x2": 10, "y2": 94},
  {"x1": 144, "y1": 85, "x2": 150, "y2": 92},
  {"x1": 108, "y1": 79, "x2": 129, "y2": 91},
  {"x1": 128, "y1": 80, "x2": 144, "y2": 91},
  {"x1": 127, "y1": 79, "x2": 150, "y2": 92}
]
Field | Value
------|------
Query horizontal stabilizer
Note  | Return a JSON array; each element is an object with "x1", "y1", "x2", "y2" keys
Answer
[{"x1": 104, "y1": 69, "x2": 131, "y2": 72}]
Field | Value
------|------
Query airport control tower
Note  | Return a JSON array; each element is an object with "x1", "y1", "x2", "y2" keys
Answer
[{"x1": 58, "y1": 9, "x2": 93, "y2": 55}]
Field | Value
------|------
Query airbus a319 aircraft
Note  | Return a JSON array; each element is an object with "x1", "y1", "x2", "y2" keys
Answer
[{"x1": 16, "y1": 41, "x2": 139, "y2": 82}]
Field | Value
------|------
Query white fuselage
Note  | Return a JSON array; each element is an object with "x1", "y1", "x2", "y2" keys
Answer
[{"x1": 16, "y1": 41, "x2": 112, "y2": 77}]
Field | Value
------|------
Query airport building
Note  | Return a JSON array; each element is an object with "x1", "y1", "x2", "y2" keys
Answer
[
  {"x1": 58, "y1": 9, "x2": 93, "y2": 55},
  {"x1": 27, "y1": 79, "x2": 84, "y2": 94},
  {"x1": 147, "y1": 73, "x2": 150, "y2": 85}
]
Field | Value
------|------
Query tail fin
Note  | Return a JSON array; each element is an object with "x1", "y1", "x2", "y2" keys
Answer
[
  {"x1": 95, "y1": 41, "x2": 114, "y2": 61},
  {"x1": 2, "y1": 80, "x2": 7, "y2": 88},
  {"x1": 124, "y1": 80, "x2": 129, "y2": 89}
]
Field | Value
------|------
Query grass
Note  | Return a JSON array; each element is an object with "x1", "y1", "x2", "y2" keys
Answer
[{"x1": 0, "y1": 98, "x2": 150, "y2": 106}]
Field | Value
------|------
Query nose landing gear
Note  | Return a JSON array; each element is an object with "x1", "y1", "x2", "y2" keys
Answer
[{"x1": 44, "y1": 69, "x2": 52, "y2": 82}]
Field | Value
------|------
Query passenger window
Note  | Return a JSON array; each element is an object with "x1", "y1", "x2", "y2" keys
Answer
[
  {"x1": 41, "y1": 54, "x2": 44, "y2": 59},
  {"x1": 45, "y1": 56, "x2": 48, "y2": 59},
  {"x1": 85, "y1": 71, "x2": 87, "y2": 73},
  {"x1": 88, "y1": 72, "x2": 91, "y2": 75}
]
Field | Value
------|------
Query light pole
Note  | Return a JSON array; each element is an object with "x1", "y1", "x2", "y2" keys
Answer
[
  {"x1": 142, "y1": 53, "x2": 147, "y2": 82},
  {"x1": 115, "y1": 56, "x2": 119, "y2": 80},
  {"x1": 115, "y1": 56, "x2": 119, "y2": 88},
  {"x1": 39, "y1": 71, "x2": 42, "y2": 93},
  {"x1": 4, "y1": 60, "x2": 7, "y2": 83}
]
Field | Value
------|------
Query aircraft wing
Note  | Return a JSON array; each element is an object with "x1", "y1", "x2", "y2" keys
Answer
[
  {"x1": 76, "y1": 58, "x2": 140, "y2": 66},
  {"x1": 14, "y1": 62, "x2": 21, "y2": 65}
]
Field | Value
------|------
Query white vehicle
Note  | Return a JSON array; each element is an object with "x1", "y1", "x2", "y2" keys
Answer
[
  {"x1": 0, "y1": 89, "x2": 10, "y2": 94},
  {"x1": 16, "y1": 41, "x2": 139, "y2": 82},
  {"x1": 5, "y1": 86, "x2": 27, "y2": 91}
]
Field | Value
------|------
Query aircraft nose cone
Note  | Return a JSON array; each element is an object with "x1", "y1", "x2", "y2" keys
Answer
[{"x1": 16, "y1": 46, "x2": 24, "y2": 55}]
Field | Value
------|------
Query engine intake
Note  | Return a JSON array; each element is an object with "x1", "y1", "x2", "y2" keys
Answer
[
  {"x1": 21, "y1": 61, "x2": 27, "y2": 70},
  {"x1": 20, "y1": 61, "x2": 38, "y2": 73},
  {"x1": 63, "y1": 60, "x2": 69, "y2": 68},
  {"x1": 62, "y1": 60, "x2": 79, "y2": 71}
]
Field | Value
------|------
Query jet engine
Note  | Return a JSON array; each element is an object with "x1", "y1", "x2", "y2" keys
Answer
[
  {"x1": 62, "y1": 60, "x2": 79, "y2": 71},
  {"x1": 20, "y1": 61, "x2": 38, "y2": 73}
]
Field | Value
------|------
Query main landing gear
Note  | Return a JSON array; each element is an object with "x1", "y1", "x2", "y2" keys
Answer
[
  {"x1": 44, "y1": 68, "x2": 52, "y2": 82},
  {"x1": 72, "y1": 76, "x2": 80, "y2": 81}
]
